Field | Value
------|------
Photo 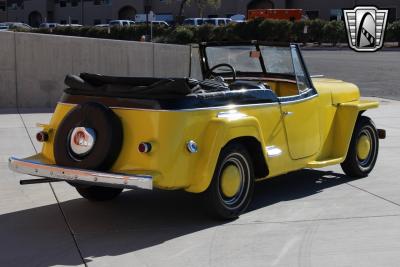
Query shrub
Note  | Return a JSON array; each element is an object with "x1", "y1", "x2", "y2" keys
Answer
[
  {"x1": 308, "y1": 19, "x2": 326, "y2": 44},
  {"x1": 273, "y1": 20, "x2": 292, "y2": 42},
  {"x1": 291, "y1": 20, "x2": 309, "y2": 43},
  {"x1": 322, "y1": 20, "x2": 346, "y2": 45},
  {"x1": 386, "y1": 20, "x2": 400, "y2": 45},
  {"x1": 258, "y1": 19, "x2": 274, "y2": 41},
  {"x1": 195, "y1": 24, "x2": 214, "y2": 42},
  {"x1": 168, "y1": 26, "x2": 195, "y2": 44},
  {"x1": 14, "y1": 18, "x2": 379, "y2": 46},
  {"x1": 258, "y1": 19, "x2": 292, "y2": 42},
  {"x1": 233, "y1": 18, "x2": 264, "y2": 41}
]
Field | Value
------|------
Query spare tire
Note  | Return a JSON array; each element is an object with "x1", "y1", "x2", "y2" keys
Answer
[{"x1": 54, "y1": 102, "x2": 123, "y2": 171}]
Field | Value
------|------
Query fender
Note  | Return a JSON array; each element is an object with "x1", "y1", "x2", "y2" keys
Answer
[
  {"x1": 186, "y1": 115, "x2": 268, "y2": 193},
  {"x1": 331, "y1": 99, "x2": 379, "y2": 160}
]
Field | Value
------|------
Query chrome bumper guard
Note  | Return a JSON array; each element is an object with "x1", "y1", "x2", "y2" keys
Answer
[{"x1": 8, "y1": 155, "x2": 153, "y2": 190}]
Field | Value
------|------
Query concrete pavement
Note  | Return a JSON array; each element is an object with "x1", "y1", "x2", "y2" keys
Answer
[
  {"x1": 303, "y1": 50, "x2": 400, "y2": 101},
  {"x1": 0, "y1": 98, "x2": 399, "y2": 267}
]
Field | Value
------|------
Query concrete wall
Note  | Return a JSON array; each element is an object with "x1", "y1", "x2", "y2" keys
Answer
[
  {"x1": 0, "y1": 32, "x2": 17, "y2": 108},
  {"x1": 0, "y1": 31, "x2": 191, "y2": 109}
]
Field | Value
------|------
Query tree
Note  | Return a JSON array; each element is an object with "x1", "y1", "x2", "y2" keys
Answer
[{"x1": 178, "y1": 0, "x2": 221, "y2": 21}]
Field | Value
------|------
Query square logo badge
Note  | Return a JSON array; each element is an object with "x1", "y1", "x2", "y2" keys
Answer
[{"x1": 343, "y1": 6, "x2": 389, "y2": 52}]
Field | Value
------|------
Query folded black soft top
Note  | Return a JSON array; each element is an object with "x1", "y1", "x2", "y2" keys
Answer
[{"x1": 64, "y1": 73, "x2": 195, "y2": 99}]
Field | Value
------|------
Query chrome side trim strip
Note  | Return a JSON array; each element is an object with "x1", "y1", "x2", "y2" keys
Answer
[
  {"x1": 59, "y1": 91, "x2": 318, "y2": 111},
  {"x1": 58, "y1": 101, "x2": 279, "y2": 112},
  {"x1": 278, "y1": 88, "x2": 314, "y2": 99},
  {"x1": 217, "y1": 110, "x2": 248, "y2": 119},
  {"x1": 279, "y1": 93, "x2": 318, "y2": 105},
  {"x1": 9, "y1": 156, "x2": 153, "y2": 190}
]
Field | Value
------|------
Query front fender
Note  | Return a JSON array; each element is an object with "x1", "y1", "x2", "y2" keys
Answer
[
  {"x1": 332, "y1": 100, "x2": 379, "y2": 159},
  {"x1": 185, "y1": 115, "x2": 267, "y2": 193}
]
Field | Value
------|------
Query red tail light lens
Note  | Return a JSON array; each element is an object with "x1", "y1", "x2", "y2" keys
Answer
[
  {"x1": 36, "y1": 131, "x2": 49, "y2": 142},
  {"x1": 138, "y1": 142, "x2": 152, "y2": 153}
]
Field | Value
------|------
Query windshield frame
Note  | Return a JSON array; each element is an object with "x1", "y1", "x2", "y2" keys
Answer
[{"x1": 199, "y1": 41, "x2": 313, "y2": 85}]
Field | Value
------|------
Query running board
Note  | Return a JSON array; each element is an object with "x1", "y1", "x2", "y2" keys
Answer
[{"x1": 306, "y1": 157, "x2": 344, "y2": 168}]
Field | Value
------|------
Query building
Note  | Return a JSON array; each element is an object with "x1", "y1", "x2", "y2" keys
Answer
[{"x1": 0, "y1": 0, "x2": 399, "y2": 27}]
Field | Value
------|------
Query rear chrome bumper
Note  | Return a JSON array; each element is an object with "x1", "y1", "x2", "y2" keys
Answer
[{"x1": 8, "y1": 155, "x2": 153, "y2": 190}]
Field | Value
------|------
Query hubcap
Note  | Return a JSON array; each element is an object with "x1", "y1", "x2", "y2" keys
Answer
[
  {"x1": 69, "y1": 127, "x2": 96, "y2": 156},
  {"x1": 357, "y1": 134, "x2": 371, "y2": 160},
  {"x1": 220, "y1": 164, "x2": 242, "y2": 198}
]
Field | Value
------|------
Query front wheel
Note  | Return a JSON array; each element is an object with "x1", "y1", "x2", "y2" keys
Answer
[
  {"x1": 341, "y1": 116, "x2": 379, "y2": 178},
  {"x1": 203, "y1": 143, "x2": 255, "y2": 220}
]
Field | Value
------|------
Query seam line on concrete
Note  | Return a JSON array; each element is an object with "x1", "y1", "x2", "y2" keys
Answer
[
  {"x1": 345, "y1": 182, "x2": 400, "y2": 208},
  {"x1": 228, "y1": 213, "x2": 400, "y2": 227},
  {"x1": 18, "y1": 113, "x2": 88, "y2": 267}
]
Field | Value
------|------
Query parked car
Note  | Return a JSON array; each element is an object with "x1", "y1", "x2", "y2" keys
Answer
[
  {"x1": 94, "y1": 24, "x2": 110, "y2": 28},
  {"x1": 136, "y1": 20, "x2": 169, "y2": 27},
  {"x1": 60, "y1": 24, "x2": 83, "y2": 27},
  {"x1": 203, "y1": 18, "x2": 232, "y2": 26},
  {"x1": 230, "y1": 14, "x2": 246, "y2": 23},
  {"x1": 109, "y1": 20, "x2": 135, "y2": 27},
  {"x1": 39, "y1": 23, "x2": 60, "y2": 29},
  {"x1": 184, "y1": 17, "x2": 232, "y2": 26},
  {"x1": 9, "y1": 42, "x2": 385, "y2": 219},
  {"x1": 0, "y1": 22, "x2": 32, "y2": 30},
  {"x1": 183, "y1": 18, "x2": 205, "y2": 26}
]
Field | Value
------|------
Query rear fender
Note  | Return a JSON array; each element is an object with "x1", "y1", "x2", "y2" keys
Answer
[{"x1": 186, "y1": 115, "x2": 267, "y2": 193}]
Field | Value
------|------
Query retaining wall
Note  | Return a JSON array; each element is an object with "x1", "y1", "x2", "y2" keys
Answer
[{"x1": 0, "y1": 32, "x2": 193, "y2": 109}]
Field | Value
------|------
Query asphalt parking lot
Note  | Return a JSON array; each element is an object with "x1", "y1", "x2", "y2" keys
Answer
[{"x1": 1, "y1": 51, "x2": 400, "y2": 267}]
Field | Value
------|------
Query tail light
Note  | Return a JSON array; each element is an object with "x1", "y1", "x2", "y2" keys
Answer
[
  {"x1": 138, "y1": 142, "x2": 152, "y2": 153},
  {"x1": 36, "y1": 131, "x2": 49, "y2": 142}
]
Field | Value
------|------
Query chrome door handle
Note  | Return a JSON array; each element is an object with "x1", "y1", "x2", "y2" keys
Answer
[{"x1": 283, "y1": 111, "x2": 293, "y2": 116}]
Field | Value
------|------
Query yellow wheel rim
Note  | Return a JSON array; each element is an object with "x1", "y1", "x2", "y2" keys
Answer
[
  {"x1": 220, "y1": 165, "x2": 241, "y2": 198},
  {"x1": 357, "y1": 134, "x2": 371, "y2": 160}
]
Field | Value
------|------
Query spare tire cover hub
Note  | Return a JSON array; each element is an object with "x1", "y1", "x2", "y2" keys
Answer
[{"x1": 69, "y1": 127, "x2": 96, "y2": 156}]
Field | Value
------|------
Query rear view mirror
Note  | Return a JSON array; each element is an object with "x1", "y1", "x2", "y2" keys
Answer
[{"x1": 249, "y1": 50, "x2": 261, "y2": 58}]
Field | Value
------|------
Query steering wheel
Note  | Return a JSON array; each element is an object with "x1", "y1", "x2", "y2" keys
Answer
[{"x1": 208, "y1": 63, "x2": 237, "y2": 81}]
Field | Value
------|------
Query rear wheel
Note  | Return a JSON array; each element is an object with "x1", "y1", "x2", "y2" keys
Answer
[
  {"x1": 74, "y1": 185, "x2": 123, "y2": 201},
  {"x1": 203, "y1": 143, "x2": 254, "y2": 220},
  {"x1": 341, "y1": 116, "x2": 379, "y2": 178}
]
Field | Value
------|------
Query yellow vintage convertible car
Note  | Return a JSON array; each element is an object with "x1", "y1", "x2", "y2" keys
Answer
[{"x1": 9, "y1": 42, "x2": 385, "y2": 219}]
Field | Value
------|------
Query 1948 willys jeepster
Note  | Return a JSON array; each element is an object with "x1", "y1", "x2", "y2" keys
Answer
[{"x1": 9, "y1": 42, "x2": 385, "y2": 219}]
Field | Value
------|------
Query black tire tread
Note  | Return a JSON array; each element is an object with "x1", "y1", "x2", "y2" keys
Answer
[
  {"x1": 341, "y1": 116, "x2": 379, "y2": 178},
  {"x1": 203, "y1": 143, "x2": 255, "y2": 220}
]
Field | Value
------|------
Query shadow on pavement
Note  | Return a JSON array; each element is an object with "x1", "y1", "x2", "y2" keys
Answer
[{"x1": 0, "y1": 169, "x2": 350, "y2": 266}]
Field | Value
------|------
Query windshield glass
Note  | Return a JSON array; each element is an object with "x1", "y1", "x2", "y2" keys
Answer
[
  {"x1": 206, "y1": 46, "x2": 263, "y2": 73},
  {"x1": 205, "y1": 45, "x2": 295, "y2": 76},
  {"x1": 260, "y1": 46, "x2": 294, "y2": 75}
]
